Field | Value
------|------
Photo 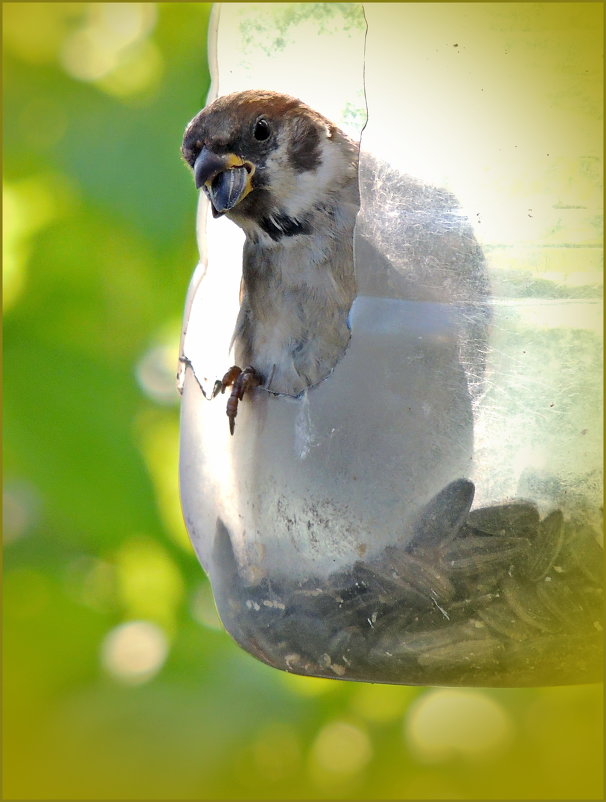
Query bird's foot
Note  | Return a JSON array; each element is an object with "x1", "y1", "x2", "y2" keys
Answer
[
  {"x1": 212, "y1": 365, "x2": 241, "y2": 399},
  {"x1": 216, "y1": 365, "x2": 263, "y2": 435}
]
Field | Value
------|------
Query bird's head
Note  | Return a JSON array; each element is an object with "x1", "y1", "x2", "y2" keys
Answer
[{"x1": 181, "y1": 90, "x2": 358, "y2": 240}]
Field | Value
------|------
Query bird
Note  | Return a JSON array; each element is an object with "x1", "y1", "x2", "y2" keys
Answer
[
  {"x1": 181, "y1": 89, "x2": 489, "y2": 434},
  {"x1": 179, "y1": 88, "x2": 493, "y2": 590},
  {"x1": 181, "y1": 90, "x2": 360, "y2": 432},
  {"x1": 178, "y1": 94, "x2": 603, "y2": 688}
]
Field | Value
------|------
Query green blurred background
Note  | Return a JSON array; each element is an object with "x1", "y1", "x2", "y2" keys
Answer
[{"x1": 3, "y1": 3, "x2": 603, "y2": 799}]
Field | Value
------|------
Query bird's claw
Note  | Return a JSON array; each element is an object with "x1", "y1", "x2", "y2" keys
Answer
[
  {"x1": 219, "y1": 365, "x2": 262, "y2": 435},
  {"x1": 219, "y1": 365, "x2": 243, "y2": 395}
]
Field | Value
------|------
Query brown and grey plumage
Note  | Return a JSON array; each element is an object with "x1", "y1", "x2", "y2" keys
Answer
[
  {"x1": 181, "y1": 90, "x2": 490, "y2": 431},
  {"x1": 182, "y1": 90, "x2": 360, "y2": 404}
]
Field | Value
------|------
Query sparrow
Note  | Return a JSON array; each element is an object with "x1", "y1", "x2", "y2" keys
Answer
[
  {"x1": 181, "y1": 90, "x2": 360, "y2": 432},
  {"x1": 181, "y1": 90, "x2": 490, "y2": 433}
]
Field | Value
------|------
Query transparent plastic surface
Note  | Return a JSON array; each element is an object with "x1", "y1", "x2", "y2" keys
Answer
[{"x1": 179, "y1": 3, "x2": 603, "y2": 685}]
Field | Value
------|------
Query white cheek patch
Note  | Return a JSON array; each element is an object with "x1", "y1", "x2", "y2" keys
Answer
[
  {"x1": 283, "y1": 140, "x2": 349, "y2": 219},
  {"x1": 246, "y1": 133, "x2": 353, "y2": 244},
  {"x1": 264, "y1": 132, "x2": 297, "y2": 201}
]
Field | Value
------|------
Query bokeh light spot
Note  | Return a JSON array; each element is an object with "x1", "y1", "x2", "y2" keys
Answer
[
  {"x1": 63, "y1": 556, "x2": 117, "y2": 613},
  {"x1": 3, "y1": 480, "x2": 43, "y2": 544},
  {"x1": 62, "y1": 28, "x2": 117, "y2": 81},
  {"x1": 115, "y1": 535, "x2": 185, "y2": 631},
  {"x1": 101, "y1": 620, "x2": 168, "y2": 684},
  {"x1": 3, "y1": 173, "x2": 75, "y2": 311},
  {"x1": 3, "y1": 3, "x2": 82, "y2": 64},
  {"x1": 59, "y1": 4, "x2": 162, "y2": 98},
  {"x1": 405, "y1": 689, "x2": 514, "y2": 762},
  {"x1": 136, "y1": 343, "x2": 179, "y2": 406},
  {"x1": 96, "y1": 40, "x2": 163, "y2": 101},
  {"x1": 309, "y1": 720, "x2": 372, "y2": 781}
]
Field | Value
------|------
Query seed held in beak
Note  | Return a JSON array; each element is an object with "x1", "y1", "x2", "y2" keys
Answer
[
  {"x1": 208, "y1": 166, "x2": 250, "y2": 213},
  {"x1": 193, "y1": 148, "x2": 255, "y2": 215}
]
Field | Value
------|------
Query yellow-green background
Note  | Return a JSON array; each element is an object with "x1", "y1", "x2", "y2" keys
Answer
[{"x1": 3, "y1": 3, "x2": 603, "y2": 799}]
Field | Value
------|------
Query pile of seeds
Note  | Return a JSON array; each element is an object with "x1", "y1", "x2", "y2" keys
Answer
[{"x1": 214, "y1": 480, "x2": 603, "y2": 686}]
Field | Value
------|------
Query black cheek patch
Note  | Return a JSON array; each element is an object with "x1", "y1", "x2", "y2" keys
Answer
[
  {"x1": 287, "y1": 122, "x2": 321, "y2": 173},
  {"x1": 260, "y1": 214, "x2": 311, "y2": 242}
]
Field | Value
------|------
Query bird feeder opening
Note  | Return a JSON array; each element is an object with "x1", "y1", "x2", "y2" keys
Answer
[{"x1": 179, "y1": 3, "x2": 603, "y2": 686}]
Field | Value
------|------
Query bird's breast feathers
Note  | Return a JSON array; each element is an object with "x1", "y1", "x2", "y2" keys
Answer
[
  {"x1": 182, "y1": 90, "x2": 359, "y2": 396},
  {"x1": 236, "y1": 226, "x2": 356, "y2": 396}
]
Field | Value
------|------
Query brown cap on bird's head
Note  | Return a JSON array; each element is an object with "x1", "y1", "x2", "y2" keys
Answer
[{"x1": 180, "y1": 90, "x2": 357, "y2": 227}]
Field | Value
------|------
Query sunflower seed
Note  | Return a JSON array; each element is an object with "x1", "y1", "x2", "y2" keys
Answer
[
  {"x1": 477, "y1": 600, "x2": 536, "y2": 641},
  {"x1": 382, "y1": 549, "x2": 456, "y2": 605},
  {"x1": 328, "y1": 625, "x2": 369, "y2": 662},
  {"x1": 408, "y1": 478, "x2": 475, "y2": 548},
  {"x1": 291, "y1": 587, "x2": 341, "y2": 617},
  {"x1": 445, "y1": 592, "x2": 500, "y2": 619},
  {"x1": 560, "y1": 524, "x2": 604, "y2": 585},
  {"x1": 349, "y1": 561, "x2": 420, "y2": 606},
  {"x1": 417, "y1": 638, "x2": 504, "y2": 670},
  {"x1": 372, "y1": 623, "x2": 462, "y2": 663},
  {"x1": 501, "y1": 576, "x2": 559, "y2": 633},
  {"x1": 212, "y1": 497, "x2": 601, "y2": 685},
  {"x1": 389, "y1": 620, "x2": 488, "y2": 656},
  {"x1": 448, "y1": 568, "x2": 506, "y2": 600},
  {"x1": 534, "y1": 576, "x2": 587, "y2": 628},
  {"x1": 577, "y1": 585, "x2": 604, "y2": 623},
  {"x1": 522, "y1": 510, "x2": 565, "y2": 582},
  {"x1": 368, "y1": 604, "x2": 418, "y2": 637},
  {"x1": 441, "y1": 535, "x2": 530, "y2": 573},
  {"x1": 467, "y1": 502, "x2": 540, "y2": 539},
  {"x1": 362, "y1": 552, "x2": 440, "y2": 608},
  {"x1": 279, "y1": 611, "x2": 338, "y2": 656}
]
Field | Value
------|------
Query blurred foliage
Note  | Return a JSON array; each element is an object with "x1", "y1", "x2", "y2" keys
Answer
[{"x1": 2, "y1": 3, "x2": 603, "y2": 801}]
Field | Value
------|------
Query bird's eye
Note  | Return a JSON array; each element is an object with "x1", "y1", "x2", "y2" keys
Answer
[{"x1": 252, "y1": 119, "x2": 271, "y2": 141}]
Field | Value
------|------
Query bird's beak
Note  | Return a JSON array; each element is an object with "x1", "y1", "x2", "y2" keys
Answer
[{"x1": 193, "y1": 147, "x2": 255, "y2": 216}]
